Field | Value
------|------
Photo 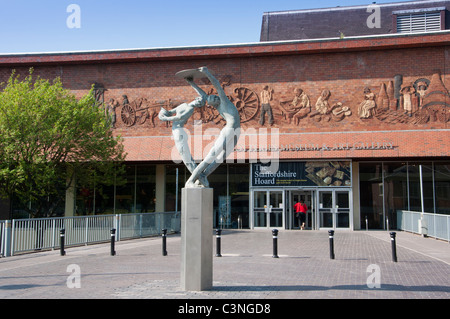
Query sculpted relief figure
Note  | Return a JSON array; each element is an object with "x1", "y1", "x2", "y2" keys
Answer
[
  {"x1": 315, "y1": 89, "x2": 331, "y2": 115},
  {"x1": 106, "y1": 98, "x2": 119, "y2": 128},
  {"x1": 415, "y1": 80, "x2": 429, "y2": 108},
  {"x1": 279, "y1": 88, "x2": 311, "y2": 125},
  {"x1": 309, "y1": 89, "x2": 347, "y2": 122},
  {"x1": 142, "y1": 71, "x2": 450, "y2": 133},
  {"x1": 400, "y1": 83, "x2": 418, "y2": 117},
  {"x1": 259, "y1": 85, "x2": 274, "y2": 126},
  {"x1": 372, "y1": 72, "x2": 449, "y2": 125},
  {"x1": 358, "y1": 87, "x2": 376, "y2": 119}
]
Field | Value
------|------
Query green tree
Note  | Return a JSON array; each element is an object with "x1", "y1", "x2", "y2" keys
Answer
[{"x1": 0, "y1": 70, "x2": 126, "y2": 218}]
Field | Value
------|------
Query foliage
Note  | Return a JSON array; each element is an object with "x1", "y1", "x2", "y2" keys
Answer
[{"x1": 0, "y1": 70, "x2": 126, "y2": 218}]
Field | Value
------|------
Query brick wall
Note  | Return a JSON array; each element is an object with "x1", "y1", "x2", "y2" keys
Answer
[{"x1": 1, "y1": 33, "x2": 449, "y2": 161}]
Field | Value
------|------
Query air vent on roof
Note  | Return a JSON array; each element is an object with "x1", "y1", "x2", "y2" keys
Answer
[{"x1": 396, "y1": 11, "x2": 442, "y2": 33}]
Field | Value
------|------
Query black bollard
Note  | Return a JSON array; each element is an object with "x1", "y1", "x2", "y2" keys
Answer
[
  {"x1": 110, "y1": 228, "x2": 116, "y2": 256},
  {"x1": 215, "y1": 229, "x2": 222, "y2": 257},
  {"x1": 328, "y1": 230, "x2": 335, "y2": 260},
  {"x1": 162, "y1": 229, "x2": 168, "y2": 256},
  {"x1": 390, "y1": 232, "x2": 397, "y2": 262},
  {"x1": 60, "y1": 229, "x2": 66, "y2": 256},
  {"x1": 272, "y1": 229, "x2": 279, "y2": 258}
]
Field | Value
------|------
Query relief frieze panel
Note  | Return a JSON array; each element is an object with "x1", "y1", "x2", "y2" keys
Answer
[
  {"x1": 103, "y1": 70, "x2": 449, "y2": 133},
  {"x1": 369, "y1": 71, "x2": 450, "y2": 125}
]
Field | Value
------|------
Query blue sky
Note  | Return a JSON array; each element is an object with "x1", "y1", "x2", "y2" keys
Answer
[{"x1": 0, "y1": 0, "x2": 406, "y2": 53}]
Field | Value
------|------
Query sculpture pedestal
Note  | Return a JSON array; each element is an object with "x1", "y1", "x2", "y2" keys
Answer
[{"x1": 180, "y1": 187, "x2": 213, "y2": 291}]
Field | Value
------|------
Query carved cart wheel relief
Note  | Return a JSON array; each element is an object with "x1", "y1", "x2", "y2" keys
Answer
[
  {"x1": 121, "y1": 104, "x2": 136, "y2": 127},
  {"x1": 232, "y1": 87, "x2": 260, "y2": 123}
]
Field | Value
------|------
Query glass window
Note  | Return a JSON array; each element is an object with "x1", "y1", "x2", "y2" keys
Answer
[
  {"x1": 76, "y1": 183, "x2": 95, "y2": 216},
  {"x1": 421, "y1": 164, "x2": 435, "y2": 213},
  {"x1": 229, "y1": 164, "x2": 249, "y2": 228},
  {"x1": 136, "y1": 165, "x2": 156, "y2": 213},
  {"x1": 383, "y1": 162, "x2": 408, "y2": 229},
  {"x1": 336, "y1": 191, "x2": 349, "y2": 209},
  {"x1": 209, "y1": 165, "x2": 228, "y2": 228},
  {"x1": 94, "y1": 183, "x2": 115, "y2": 215},
  {"x1": 166, "y1": 164, "x2": 249, "y2": 228},
  {"x1": 336, "y1": 191, "x2": 350, "y2": 228},
  {"x1": 253, "y1": 191, "x2": 267, "y2": 228},
  {"x1": 115, "y1": 165, "x2": 136, "y2": 214},
  {"x1": 75, "y1": 169, "x2": 117, "y2": 216},
  {"x1": 269, "y1": 191, "x2": 282, "y2": 208},
  {"x1": 408, "y1": 163, "x2": 433, "y2": 213},
  {"x1": 165, "y1": 165, "x2": 186, "y2": 212},
  {"x1": 320, "y1": 192, "x2": 333, "y2": 209},
  {"x1": 435, "y1": 164, "x2": 450, "y2": 214},
  {"x1": 211, "y1": 164, "x2": 250, "y2": 229},
  {"x1": 359, "y1": 163, "x2": 383, "y2": 229}
]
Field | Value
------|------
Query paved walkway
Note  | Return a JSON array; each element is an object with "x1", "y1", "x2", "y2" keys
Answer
[{"x1": 0, "y1": 230, "x2": 449, "y2": 300}]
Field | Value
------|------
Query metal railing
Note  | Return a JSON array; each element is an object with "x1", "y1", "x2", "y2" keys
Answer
[
  {"x1": 0, "y1": 220, "x2": 6, "y2": 256},
  {"x1": 397, "y1": 210, "x2": 450, "y2": 242},
  {"x1": 1, "y1": 212, "x2": 180, "y2": 256}
]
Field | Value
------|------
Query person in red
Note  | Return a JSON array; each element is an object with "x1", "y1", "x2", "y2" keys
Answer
[{"x1": 294, "y1": 199, "x2": 308, "y2": 230}]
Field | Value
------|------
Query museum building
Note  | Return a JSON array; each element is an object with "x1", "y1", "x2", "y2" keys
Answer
[{"x1": 0, "y1": 0, "x2": 449, "y2": 230}]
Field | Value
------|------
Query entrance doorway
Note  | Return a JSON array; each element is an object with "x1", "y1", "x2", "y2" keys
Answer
[
  {"x1": 288, "y1": 190, "x2": 314, "y2": 230},
  {"x1": 252, "y1": 190, "x2": 285, "y2": 228},
  {"x1": 251, "y1": 188, "x2": 352, "y2": 230},
  {"x1": 318, "y1": 190, "x2": 352, "y2": 229}
]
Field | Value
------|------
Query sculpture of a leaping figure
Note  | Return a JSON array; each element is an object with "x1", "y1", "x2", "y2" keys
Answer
[{"x1": 160, "y1": 66, "x2": 241, "y2": 188}]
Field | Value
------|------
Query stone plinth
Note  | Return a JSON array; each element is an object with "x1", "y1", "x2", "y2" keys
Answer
[{"x1": 180, "y1": 187, "x2": 213, "y2": 291}]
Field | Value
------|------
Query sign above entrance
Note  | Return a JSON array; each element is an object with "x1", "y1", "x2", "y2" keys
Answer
[{"x1": 252, "y1": 161, "x2": 351, "y2": 187}]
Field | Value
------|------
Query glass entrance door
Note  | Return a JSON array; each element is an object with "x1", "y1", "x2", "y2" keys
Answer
[
  {"x1": 269, "y1": 191, "x2": 283, "y2": 228},
  {"x1": 336, "y1": 191, "x2": 350, "y2": 228},
  {"x1": 318, "y1": 191, "x2": 334, "y2": 228},
  {"x1": 252, "y1": 190, "x2": 285, "y2": 228},
  {"x1": 288, "y1": 190, "x2": 315, "y2": 229},
  {"x1": 253, "y1": 191, "x2": 268, "y2": 228},
  {"x1": 317, "y1": 189, "x2": 352, "y2": 229}
]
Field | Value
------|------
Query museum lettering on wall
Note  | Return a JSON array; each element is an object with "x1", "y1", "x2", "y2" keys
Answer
[{"x1": 236, "y1": 141, "x2": 395, "y2": 153}]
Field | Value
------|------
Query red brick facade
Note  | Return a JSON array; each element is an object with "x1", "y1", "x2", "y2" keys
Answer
[{"x1": 1, "y1": 32, "x2": 449, "y2": 162}]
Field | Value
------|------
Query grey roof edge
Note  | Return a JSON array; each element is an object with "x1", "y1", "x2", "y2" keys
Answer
[
  {"x1": 263, "y1": 0, "x2": 449, "y2": 15},
  {"x1": 392, "y1": 6, "x2": 446, "y2": 14},
  {"x1": 1, "y1": 29, "x2": 450, "y2": 58}
]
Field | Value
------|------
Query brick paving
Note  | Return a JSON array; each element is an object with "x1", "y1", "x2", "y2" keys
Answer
[{"x1": 0, "y1": 230, "x2": 449, "y2": 300}]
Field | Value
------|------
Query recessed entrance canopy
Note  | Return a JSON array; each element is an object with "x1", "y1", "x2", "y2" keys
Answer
[{"x1": 250, "y1": 162, "x2": 353, "y2": 230}]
